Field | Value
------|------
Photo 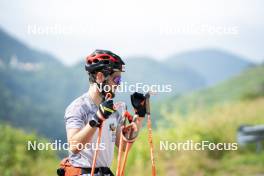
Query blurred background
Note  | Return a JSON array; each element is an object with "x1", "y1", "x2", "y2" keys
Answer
[{"x1": 0, "y1": 0, "x2": 264, "y2": 175}]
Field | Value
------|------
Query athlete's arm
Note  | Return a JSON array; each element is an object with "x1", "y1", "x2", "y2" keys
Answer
[{"x1": 67, "y1": 124, "x2": 97, "y2": 154}]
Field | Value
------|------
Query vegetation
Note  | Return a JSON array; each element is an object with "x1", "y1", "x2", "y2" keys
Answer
[
  {"x1": 120, "y1": 97, "x2": 264, "y2": 176},
  {"x1": 0, "y1": 124, "x2": 59, "y2": 176}
]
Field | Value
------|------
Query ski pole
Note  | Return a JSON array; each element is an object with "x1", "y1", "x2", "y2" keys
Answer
[
  {"x1": 91, "y1": 93, "x2": 112, "y2": 176},
  {"x1": 120, "y1": 128, "x2": 134, "y2": 176},
  {"x1": 91, "y1": 123, "x2": 103, "y2": 176},
  {"x1": 116, "y1": 125, "x2": 124, "y2": 176},
  {"x1": 117, "y1": 112, "x2": 136, "y2": 176},
  {"x1": 116, "y1": 109, "x2": 133, "y2": 176},
  {"x1": 145, "y1": 92, "x2": 156, "y2": 176}
]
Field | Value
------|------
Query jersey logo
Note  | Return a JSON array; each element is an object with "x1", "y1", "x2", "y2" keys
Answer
[{"x1": 109, "y1": 123, "x2": 116, "y2": 131}]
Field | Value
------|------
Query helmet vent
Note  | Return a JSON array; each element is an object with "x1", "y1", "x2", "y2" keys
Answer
[
  {"x1": 87, "y1": 60, "x2": 92, "y2": 64},
  {"x1": 101, "y1": 56, "x2": 110, "y2": 59},
  {"x1": 93, "y1": 59, "x2": 99, "y2": 63}
]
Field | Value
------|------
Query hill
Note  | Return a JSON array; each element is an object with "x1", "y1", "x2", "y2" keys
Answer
[
  {"x1": 159, "y1": 65, "x2": 264, "y2": 119},
  {"x1": 165, "y1": 49, "x2": 253, "y2": 86}
]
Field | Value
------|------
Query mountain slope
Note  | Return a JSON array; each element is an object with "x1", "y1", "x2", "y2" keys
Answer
[
  {"x1": 165, "y1": 49, "x2": 253, "y2": 85},
  {"x1": 160, "y1": 65, "x2": 264, "y2": 117},
  {"x1": 0, "y1": 28, "x2": 61, "y2": 66},
  {"x1": 0, "y1": 28, "x2": 70, "y2": 140}
]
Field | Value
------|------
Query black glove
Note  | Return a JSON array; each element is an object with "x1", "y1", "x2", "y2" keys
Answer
[
  {"x1": 130, "y1": 92, "x2": 146, "y2": 117},
  {"x1": 89, "y1": 99, "x2": 115, "y2": 127}
]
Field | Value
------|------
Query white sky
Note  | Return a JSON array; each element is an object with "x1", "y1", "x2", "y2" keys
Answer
[{"x1": 0, "y1": 0, "x2": 263, "y2": 65}]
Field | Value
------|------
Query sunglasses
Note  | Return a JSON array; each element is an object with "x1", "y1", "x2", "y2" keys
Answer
[{"x1": 112, "y1": 75, "x2": 122, "y2": 85}]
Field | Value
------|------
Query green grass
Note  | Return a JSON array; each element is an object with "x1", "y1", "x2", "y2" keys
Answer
[
  {"x1": 115, "y1": 98, "x2": 264, "y2": 176},
  {"x1": 0, "y1": 124, "x2": 59, "y2": 176}
]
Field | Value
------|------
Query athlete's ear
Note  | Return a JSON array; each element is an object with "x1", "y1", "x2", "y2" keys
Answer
[{"x1": 95, "y1": 72, "x2": 105, "y2": 84}]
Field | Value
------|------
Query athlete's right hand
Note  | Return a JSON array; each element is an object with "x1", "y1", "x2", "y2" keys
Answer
[
  {"x1": 89, "y1": 99, "x2": 116, "y2": 127},
  {"x1": 97, "y1": 99, "x2": 115, "y2": 120}
]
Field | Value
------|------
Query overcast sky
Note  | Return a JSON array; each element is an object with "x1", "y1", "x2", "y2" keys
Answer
[{"x1": 0, "y1": 0, "x2": 263, "y2": 65}]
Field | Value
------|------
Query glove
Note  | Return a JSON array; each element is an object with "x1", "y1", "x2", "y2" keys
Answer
[
  {"x1": 89, "y1": 99, "x2": 115, "y2": 127},
  {"x1": 130, "y1": 92, "x2": 146, "y2": 117}
]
